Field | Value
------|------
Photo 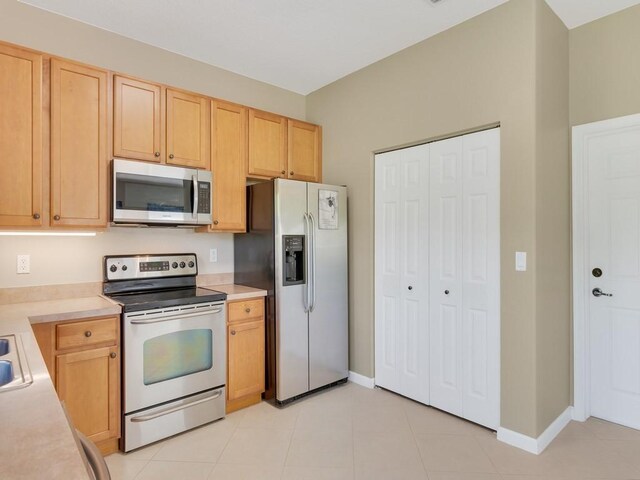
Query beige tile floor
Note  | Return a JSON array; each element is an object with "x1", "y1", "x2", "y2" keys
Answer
[{"x1": 106, "y1": 382, "x2": 640, "y2": 480}]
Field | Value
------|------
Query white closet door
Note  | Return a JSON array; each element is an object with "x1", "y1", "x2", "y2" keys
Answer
[
  {"x1": 429, "y1": 136, "x2": 464, "y2": 416},
  {"x1": 374, "y1": 145, "x2": 430, "y2": 404},
  {"x1": 461, "y1": 129, "x2": 500, "y2": 429},
  {"x1": 429, "y1": 129, "x2": 500, "y2": 429}
]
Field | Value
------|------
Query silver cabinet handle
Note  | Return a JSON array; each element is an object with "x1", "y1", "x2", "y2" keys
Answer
[
  {"x1": 592, "y1": 288, "x2": 613, "y2": 297},
  {"x1": 130, "y1": 390, "x2": 222, "y2": 422},
  {"x1": 309, "y1": 212, "x2": 317, "y2": 312}
]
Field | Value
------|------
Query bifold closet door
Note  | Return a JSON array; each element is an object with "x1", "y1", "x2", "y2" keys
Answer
[
  {"x1": 429, "y1": 128, "x2": 500, "y2": 429},
  {"x1": 374, "y1": 145, "x2": 430, "y2": 405}
]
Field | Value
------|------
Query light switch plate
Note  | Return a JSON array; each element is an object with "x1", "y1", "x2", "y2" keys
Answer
[
  {"x1": 209, "y1": 249, "x2": 217, "y2": 263},
  {"x1": 515, "y1": 251, "x2": 527, "y2": 272}
]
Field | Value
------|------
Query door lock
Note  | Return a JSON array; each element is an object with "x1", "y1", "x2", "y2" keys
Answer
[{"x1": 592, "y1": 288, "x2": 613, "y2": 298}]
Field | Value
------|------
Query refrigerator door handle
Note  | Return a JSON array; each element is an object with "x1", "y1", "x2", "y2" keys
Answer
[
  {"x1": 303, "y1": 213, "x2": 311, "y2": 313},
  {"x1": 309, "y1": 212, "x2": 317, "y2": 312}
]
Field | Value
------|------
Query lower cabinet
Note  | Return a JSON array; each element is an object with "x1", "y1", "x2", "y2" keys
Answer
[
  {"x1": 226, "y1": 297, "x2": 265, "y2": 413},
  {"x1": 33, "y1": 315, "x2": 121, "y2": 455}
]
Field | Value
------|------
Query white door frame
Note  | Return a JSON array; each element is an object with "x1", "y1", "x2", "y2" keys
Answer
[{"x1": 572, "y1": 112, "x2": 640, "y2": 421}]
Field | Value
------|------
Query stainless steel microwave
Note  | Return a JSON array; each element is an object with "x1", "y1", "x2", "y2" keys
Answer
[{"x1": 112, "y1": 159, "x2": 212, "y2": 226}]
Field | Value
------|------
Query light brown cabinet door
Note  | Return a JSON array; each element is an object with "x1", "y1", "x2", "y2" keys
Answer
[
  {"x1": 210, "y1": 100, "x2": 247, "y2": 232},
  {"x1": 113, "y1": 76, "x2": 162, "y2": 162},
  {"x1": 288, "y1": 119, "x2": 322, "y2": 183},
  {"x1": 56, "y1": 345, "x2": 120, "y2": 444},
  {"x1": 0, "y1": 44, "x2": 43, "y2": 226},
  {"x1": 248, "y1": 109, "x2": 287, "y2": 179},
  {"x1": 166, "y1": 88, "x2": 209, "y2": 169},
  {"x1": 227, "y1": 319, "x2": 265, "y2": 401},
  {"x1": 50, "y1": 59, "x2": 108, "y2": 227}
]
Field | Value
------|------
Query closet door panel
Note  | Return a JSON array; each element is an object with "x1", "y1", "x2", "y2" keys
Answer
[
  {"x1": 429, "y1": 136, "x2": 464, "y2": 416},
  {"x1": 374, "y1": 145, "x2": 429, "y2": 404},
  {"x1": 461, "y1": 128, "x2": 500, "y2": 429}
]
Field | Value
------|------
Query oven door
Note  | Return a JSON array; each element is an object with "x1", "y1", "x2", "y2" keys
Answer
[{"x1": 123, "y1": 302, "x2": 226, "y2": 413}]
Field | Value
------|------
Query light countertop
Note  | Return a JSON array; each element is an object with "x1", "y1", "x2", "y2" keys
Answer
[
  {"x1": 201, "y1": 284, "x2": 268, "y2": 301},
  {"x1": 0, "y1": 296, "x2": 121, "y2": 480}
]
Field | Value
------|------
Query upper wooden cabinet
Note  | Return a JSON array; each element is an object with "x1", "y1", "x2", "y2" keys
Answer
[
  {"x1": 50, "y1": 59, "x2": 109, "y2": 227},
  {"x1": 166, "y1": 88, "x2": 209, "y2": 169},
  {"x1": 113, "y1": 76, "x2": 162, "y2": 163},
  {"x1": 248, "y1": 109, "x2": 287, "y2": 179},
  {"x1": 114, "y1": 76, "x2": 209, "y2": 169},
  {"x1": 288, "y1": 119, "x2": 322, "y2": 183},
  {"x1": 209, "y1": 100, "x2": 247, "y2": 232},
  {"x1": 0, "y1": 44, "x2": 43, "y2": 227}
]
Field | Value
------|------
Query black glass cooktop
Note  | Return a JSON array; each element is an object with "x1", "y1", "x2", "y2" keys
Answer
[{"x1": 107, "y1": 287, "x2": 226, "y2": 313}]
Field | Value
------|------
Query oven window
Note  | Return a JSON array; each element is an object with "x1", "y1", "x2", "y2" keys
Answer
[
  {"x1": 115, "y1": 172, "x2": 193, "y2": 212},
  {"x1": 143, "y1": 329, "x2": 212, "y2": 385}
]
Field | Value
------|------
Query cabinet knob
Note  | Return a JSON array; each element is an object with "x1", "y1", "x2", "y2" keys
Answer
[
  {"x1": 281, "y1": 170, "x2": 286, "y2": 175},
  {"x1": 230, "y1": 330, "x2": 236, "y2": 336},
  {"x1": 169, "y1": 154, "x2": 175, "y2": 159},
  {"x1": 53, "y1": 215, "x2": 61, "y2": 221},
  {"x1": 213, "y1": 220, "x2": 219, "y2": 225},
  {"x1": 290, "y1": 171, "x2": 294, "y2": 176},
  {"x1": 245, "y1": 307, "x2": 251, "y2": 313},
  {"x1": 154, "y1": 152, "x2": 160, "y2": 157},
  {"x1": 408, "y1": 286, "x2": 413, "y2": 291},
  {"x1": 444, "y1": 290, "x2": 450, "y2": 295},
  {"x1": 33, "y1": 213, "x2": 40, "y2": 220},
  {"x1": 110, "y1": 352, "x2": 117, "y2": 359},
  {"x1": 84, "y1": 331, "x2": 92, "y2": 338}
]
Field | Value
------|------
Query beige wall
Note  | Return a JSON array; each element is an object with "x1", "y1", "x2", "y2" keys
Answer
[
  {"x1": 307, "y1": 0, "x2": 552, "y2": 437},
  {"x1": 534, "y1": 0, "x2": 571, "y2": 434},
  {"x1": 570, "y1": 4, "x2": 640, "y2": 126},
  {"x1": 307, "y1": 0, "x2": 573, "y2": 437},
  {"x1": 0, "y1": 0, "x2": 306, "y2": 289}
]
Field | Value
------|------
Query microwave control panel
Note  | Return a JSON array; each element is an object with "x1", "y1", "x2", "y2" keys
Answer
[{"x1": 197, "y1": 182, "x2": 211, "y2": 214}]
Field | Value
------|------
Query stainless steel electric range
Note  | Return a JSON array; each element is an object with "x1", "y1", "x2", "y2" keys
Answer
[{"x1": 103, "y1": 253, "x2": 227, "y2": 452}]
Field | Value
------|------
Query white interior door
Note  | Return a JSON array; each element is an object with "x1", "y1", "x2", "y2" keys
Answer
[
  {"x1": 429, "y1": 129, "x2": 500, "y2": 429},
  {"x1": 586, "y1": 121, "x2": 640, "y2": 429},
  {"x1": 429, "y1": 135, "x2": 464, "y2": 416},
  {"x1": 460, "y1": 129, "x2": 500, "y2": 428},
  {"x1": 374, "y1": 145, "x2": 430, "y2": 404}
]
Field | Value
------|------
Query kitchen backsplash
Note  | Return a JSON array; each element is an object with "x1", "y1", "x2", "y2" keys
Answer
[{"x1": 0, "y1": 227, "x2": 233, "y2": 289}]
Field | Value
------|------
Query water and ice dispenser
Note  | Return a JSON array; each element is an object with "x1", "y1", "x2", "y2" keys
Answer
[{"x1": 283, "y1": 235, "x2": 305, "y2": 286}]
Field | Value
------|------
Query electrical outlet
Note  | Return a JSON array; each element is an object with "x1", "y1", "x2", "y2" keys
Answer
[
  {"x1": 17, "y1": 254, "x2": 30, "y2": 274},
  {"x1": 209, "y1": 248, "x2": 218, "y2": 263}
]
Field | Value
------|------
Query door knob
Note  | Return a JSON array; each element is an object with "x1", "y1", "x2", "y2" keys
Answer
[
  {"x1": 110, "y1": 352, "x2": 117, "y2": 359},
  {"x1": 169, "y1": 154, "x2": 174, "y2": 159},
  {"x1": 53, "y1": 215, "x2": 61, "y2": 221},
  {"x1": 592, "y1": 288, "x2": 613, "y2": 298},
  {"x1": 32, "y1": 213, "x2": 40, "y2": 220},
  {"x1": 154, "y1": 152, "x2": 160, "y2": 157},
  {"x1": 230, "y1": 330, "x2": 236, "y2": 336}
]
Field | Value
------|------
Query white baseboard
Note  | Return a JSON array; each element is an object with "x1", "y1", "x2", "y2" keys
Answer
[
  {"x1": 497, "y1": 406, "x2": 573, "y2": 455},
  {"x1": 348, "y1": 371, "x2": 375, "y2": 389}
]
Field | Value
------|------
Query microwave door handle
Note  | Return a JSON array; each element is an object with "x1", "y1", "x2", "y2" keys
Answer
[{"x1": 192, "y1": 175, "x2": 198, "y2": 219}]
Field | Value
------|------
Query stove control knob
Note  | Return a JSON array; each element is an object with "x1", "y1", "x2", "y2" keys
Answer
[
  {"x1": 188, "y1": 261, "x2": 195, "y2": 268},
  {"x1": 172, "y1": 262, "x2": 178, "y2": 269},
  {"x1": 122, "y1": 265, "x2": 128, "y2": 271},
  {"x1": 180, "y1": 261, "x2": 186, "y2": 268},
  {"x1": 109, "y1": 265, "x2": 117, "y2": 273}
]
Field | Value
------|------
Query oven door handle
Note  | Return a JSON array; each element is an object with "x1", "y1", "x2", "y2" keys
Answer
[
  {"x1": 129, "y1": 308, "x2": 223, "y2": 324},
  {"x1": 130, "y1": 389, "x2": 223, "y2": 423}
]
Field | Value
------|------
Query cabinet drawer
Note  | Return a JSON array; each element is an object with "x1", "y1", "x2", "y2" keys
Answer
[
  {"x1": 228, "y1": 298, "x2": 264, "y2": 323},
  {"x1": 56, "y1": 316, "x2": 118, "y2": 350}
]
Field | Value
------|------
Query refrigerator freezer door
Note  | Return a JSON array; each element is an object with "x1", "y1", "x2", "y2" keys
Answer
[
  {"x1": 274, "y1": 179, "x2": 310, "y2": 401},
  {"x1": 307, "y1": 183, "x2": 349, "y2": 390}
]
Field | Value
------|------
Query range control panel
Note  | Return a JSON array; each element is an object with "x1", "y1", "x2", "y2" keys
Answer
[{"x1": 104, "y1": 254, "x2": 197, "y2": 281}]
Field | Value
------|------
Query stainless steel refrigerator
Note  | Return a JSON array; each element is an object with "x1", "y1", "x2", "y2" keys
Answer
[{"x1": 234, "y1": 179, "x2": 348, "y2": 404}]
